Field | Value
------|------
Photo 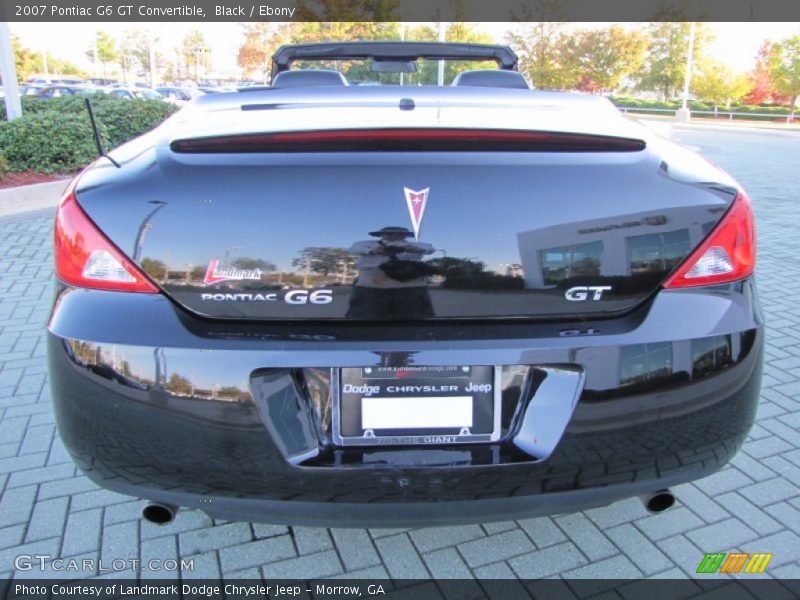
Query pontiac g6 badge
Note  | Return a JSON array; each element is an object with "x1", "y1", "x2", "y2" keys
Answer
[
  {"x1": 404, "y1": 187, "x2": 429, "y2": 241},
  {"x1": 203, "y1": 259, "x2": 263, "y2": 285}
]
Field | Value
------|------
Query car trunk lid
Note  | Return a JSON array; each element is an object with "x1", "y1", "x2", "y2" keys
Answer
[{"x1": 74, "y1": 124, "x2": 736, "y2": 321}]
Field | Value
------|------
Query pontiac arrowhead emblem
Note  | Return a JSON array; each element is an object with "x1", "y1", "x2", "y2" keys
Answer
[{"x1": 404, "y1": 187, "x2": 429, "y2": 241}]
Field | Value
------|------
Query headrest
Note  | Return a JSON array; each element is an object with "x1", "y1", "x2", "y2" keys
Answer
[
  {"x1": 452, "y1": 70, "x2": 529, "y2": 89},
  {"x1": 271, "y1": 70, "x2": 348, "y2": 88}
]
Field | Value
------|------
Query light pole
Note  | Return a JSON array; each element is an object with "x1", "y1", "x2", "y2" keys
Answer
[
  {"x1": 93, "y1": 31, "x2": 99, "y2": 78},
  {"x1": 192, "y1": 46, "x2": 208, "y2": 82},
  {"x1": 676, "y1": 22, "x2": 696, "y2": 123},
  {"x1": 120, "y1": 51, "x2": 128, "y2": 84},
  {"x1": 193, "y1": 47, "x2": 200, "y2": 81},
  {"x1": 223, "y1": 245, "x2": 242, "y2": 263},
  {"x1": 437, "y1": 23, "x2": 446, "y2": 86},
  {"x1": 149, "y1": 29, "x2": 157, "y2": 88},
  {"x1": 400, "y1": 24, "x2": 406, "y2": 86},
  {"x1": 133, "y1": 200, "x2": 167, "y2": 262},
  {"x1": 0, "y1": 22, "x2": 21, "y2": 120}
]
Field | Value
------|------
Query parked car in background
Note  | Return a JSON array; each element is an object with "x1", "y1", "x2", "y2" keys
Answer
[
  {"x1": 30, "y1": 85, "x2": 100, "y2": 99},
  {"x1": 105, "y1": 87, "x2": 163, "y2": 100},
  {"x1": 88, "y1": 78, "x2": 119, "y2": 86},
  {"x1": 48, "y1": 41, "x2": 762, "y2": 528},
  {"x1": 26, "y1": 75, "x2": 86, "y2": 86},
  {"x1": 156, "y1": 86, "x2": 205, "y2": 105},
  {"x1": 18, "y1": 84, "x2": 45, "y2": 96}
]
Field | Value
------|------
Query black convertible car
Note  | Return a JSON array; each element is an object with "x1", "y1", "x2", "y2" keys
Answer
[{"x1": 48, "y1": 42, "x2": 762, "y2": 527}]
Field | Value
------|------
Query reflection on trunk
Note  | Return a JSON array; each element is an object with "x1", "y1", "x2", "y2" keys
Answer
[{"x1": 63, "y1": 339, "x2": 252, "y2": 404}]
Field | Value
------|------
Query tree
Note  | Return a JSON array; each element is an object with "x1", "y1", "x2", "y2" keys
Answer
[
  {"x1": 166, "y1": 373, "x2": 192, "y2": 395},
  {"x1": 403, "y1": 22, "x2": 493, "y2": 85},
  {"x1": 217, "y1": 386, "x2": 243, "y2": 400},
  {"x1": 48, "y1": 56, "x2": 88, "y2": 78},
  {"x1": 180, "y1": 30, "x2": 211, "y2": 81},
  {"x1": 119, "y1": 359, "x2": 132, "y2": 378},
  {"x1": 11, "y1": 36, "x2": 87, "y2": 82},
  {"x1": 11, "y1": 35, "x2": 43, "y2": 82},
  {"x1": 86, "y1": 30, "x2": 119, "y2": 79},
  {"x1": 561, "y1": 26, "x2": 646, "y2": 93},
  {"x1": 292, "y1": 247, "x2": 356, "y2": 284},
  {"x1": 771, "y1": 35, "x2": 800, "y2": 121},
  {"x1": 692, "y1": 60, "x2": 750, "y2": 114},
  {"x1": 232, "y1": 257, "x2": 276, "y2": 272},
  {"x1": 237, "y1": 22, "x2": 400, "y2": 83},
  {"x1": 444, "y1": 22, "x2": 495, "y2": 83},
  {"x1": 70, "y1": 341, "x2": 98, "y2": 365},
  {"x1": 237, "y1": 23, "x2": 291, "y2": 82},
  {"x1": 189, "y1": 264, "x2": 207, "y2": 282},
  {"x1": 140, "y1": 258, "x2": 168, "y2": 280},
  {"x1": 637, "y1": 23, "x2": 711, "y2": 100},
  {"x1": 119, "y1": 29, "x2": 163, "y2": 83},
  {"x1": 744, "y1": 41, "x2": 779, "y2": 105},
  {"x1": 505, "y1": 23, "x2": 572, "y2": 90},
  {"x1": 288, "y1": 22, "x2": 401, "y2": 83},
  {"x1": 118, "y1": 32, "x2": 134, "y2": 83}
]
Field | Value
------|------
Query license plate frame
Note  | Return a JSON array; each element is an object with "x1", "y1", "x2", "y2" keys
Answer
[{"x1": 331, "y1": 366, "x2": 502, "y2": 447}]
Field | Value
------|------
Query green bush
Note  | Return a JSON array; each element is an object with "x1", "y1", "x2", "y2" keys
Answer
[
  {"x1": 0, "y1": 155, "x2": 9, "y2": 180},
  {"x1": 0, "y1": 95, "x2": 177, "y2": 173},
  {"x1": 728, "y1": 104, "x2": 791, "y2": 115},
  {"x1": 89, "y1": 96, "x2": 178, "y2": 149},
  {"x1": 610, "y1": 96, "x2": 715, "y2": 111},
  {"x1": 610, "y1": 96, "x2": 682, "y2": 110},
  {"x1": 610, "y1": 96, "x2": 792, "y2": 118},
  {"x1": 1, "y1": 95, "x2": 83, "y2": 121},
  {"x1": 0, "y1": 111, "x2": 99, "y2": 173}
]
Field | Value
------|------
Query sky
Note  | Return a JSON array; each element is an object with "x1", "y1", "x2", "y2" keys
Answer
[{"x1": 7, "y1": 21, "x2": 800, "y2": 79}]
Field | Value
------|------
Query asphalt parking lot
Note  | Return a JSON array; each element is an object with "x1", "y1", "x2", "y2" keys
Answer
[{"x1": 1, "y1": 123, "x2": 799, "y2": 590}]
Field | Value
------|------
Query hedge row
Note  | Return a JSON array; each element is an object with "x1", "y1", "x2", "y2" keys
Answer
[
  {"x1": 610, "y1": 96, "x2": 792, "y2": 116},
  {"x1": 0, "y1": 95, "x2": 178, "y2": 174}
]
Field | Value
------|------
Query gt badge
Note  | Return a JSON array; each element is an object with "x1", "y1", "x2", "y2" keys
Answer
[
  {"x1": 565, "y1": 286, "x2": 612, "y2": 301},
  {"x1": 203, "y1": 259, "x2": 263, "y2": 285},
  {"x1": 404, "y1": 187, "x2": 430, "y2": 241}
]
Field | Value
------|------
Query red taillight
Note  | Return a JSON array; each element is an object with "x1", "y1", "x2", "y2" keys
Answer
[
  {"x1": 54, "y1": 185, "x2": 158, "y2": 293},
  {"x1": 664, "y1": 191, "x2": 756, "y2": 289}
]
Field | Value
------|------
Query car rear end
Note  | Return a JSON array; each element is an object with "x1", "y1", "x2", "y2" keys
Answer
[{"x1": 46, "y1": 87, "x2": 763, "y2": 526}]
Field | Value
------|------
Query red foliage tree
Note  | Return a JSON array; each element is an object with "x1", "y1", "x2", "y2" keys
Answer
[
  {"x1": 744, "y1": 40, "x2": 777, "y2": 105},
  {"x1": 576, "y1": 76, "x2": 601, "y2": 94}
]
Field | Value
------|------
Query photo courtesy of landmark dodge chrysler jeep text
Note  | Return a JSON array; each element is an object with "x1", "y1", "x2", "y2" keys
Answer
[{"x1": 47, "y1": 42, "x2": 762, "y2": 526}]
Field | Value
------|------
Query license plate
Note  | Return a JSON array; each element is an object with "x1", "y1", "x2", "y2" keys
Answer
[{"x1": 332, "y1": 366, "x2": 501, "y2": 446}]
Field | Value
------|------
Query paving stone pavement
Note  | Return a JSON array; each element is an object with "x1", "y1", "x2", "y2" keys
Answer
[{"x1": 0, "y1": 125, "x2": 799, "y2": 591}]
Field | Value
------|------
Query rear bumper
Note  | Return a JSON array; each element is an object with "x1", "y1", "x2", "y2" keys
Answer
[
  {"x1": 47, "y1": 280, "x2": 763, "y2": 526},
  {"x1": 99, "y1": 473, "x2": 704, "y2": 528}
]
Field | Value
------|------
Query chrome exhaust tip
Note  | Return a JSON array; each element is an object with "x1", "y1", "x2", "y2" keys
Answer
[
  {"x1": 142, "y1": 502, "x2": 178, "y2": 525},
  {"x1": 641, "y1": 489, "x2": 676, "y2": 513}
]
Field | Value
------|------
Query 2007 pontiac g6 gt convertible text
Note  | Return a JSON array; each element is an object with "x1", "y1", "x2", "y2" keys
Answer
[{"x1": 47, "y1": 42, "x2": 762, "y2": 526}]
